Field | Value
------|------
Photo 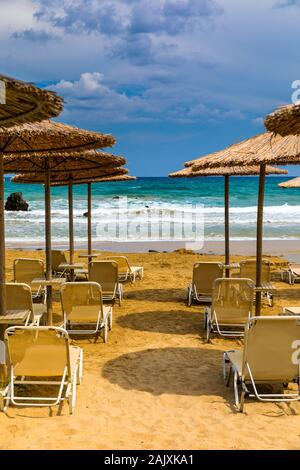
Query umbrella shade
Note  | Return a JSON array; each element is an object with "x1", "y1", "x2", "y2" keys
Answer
[
  {"x1": 265, "y1": 103, "x2": 300, "y2": 137},
  {"x1": 0, "y1": 74, "x2": 63, "y2": 128},
  {"x1": 278, "y1": 177, "x2": 300, "y2": 188},
  {"x1": 4, "y1": 151, "x2": 126, "y2": 174},
  {"x1": 0, "y1": 120, "x2": 115, "y2": 154}
]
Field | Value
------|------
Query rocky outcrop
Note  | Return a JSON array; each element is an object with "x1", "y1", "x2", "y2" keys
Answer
[{"x1": 5, "y1": 192, "x2": 29, "y2": 211}]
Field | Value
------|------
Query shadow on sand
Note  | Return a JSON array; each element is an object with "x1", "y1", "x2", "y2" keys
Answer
[
  {"x1": 117, "y1": 309, "x2": 202, "y2": 335},
  {"x1": 125, "y1": 288, "x2": 186, "y2": 303},
  {"x1": 102, "y1": 347, "x2": 223, "y2": 397}
]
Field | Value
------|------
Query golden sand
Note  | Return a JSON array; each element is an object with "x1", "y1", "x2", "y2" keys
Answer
[{"x1": 1, "y1": 249, "x2": 300, "y2": 450}]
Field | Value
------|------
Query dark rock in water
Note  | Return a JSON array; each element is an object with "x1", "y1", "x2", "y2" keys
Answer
[
  {"x1": 148, "y1": 249, "x2": 159, "y2": 253},
  {"x1": 5, "y1": 192, "x2": 29, "y2": 211},
  {"x1": 145, "y1": 205, "x2": 150, "y2": 208},
  {"x1": 113, "y1": 196, "x2": 119, "y2": 199},
  {"x1": 83, "y1": 212, "x2": 88, "y2": 218}
]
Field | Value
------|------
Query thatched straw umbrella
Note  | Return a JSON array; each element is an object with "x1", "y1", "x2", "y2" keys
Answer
[
  {"x1": 12, "y1": 163, "x2": 130, "y2": 273},
  {"x1": 1, "y1": 125, "x2": 115, "y2": 325},
  {"x1": 183, "y1": 132, "x2": 298, "y2": 315},
  {"x1": 265, "y1": 103, "x2": 300, "y2": 137},
  {"x1": 0, "y1": 75, "x2": 63, "y2": 365},
  {"x1": 169, "y1": 165, "x2": 287, "y2": 277},
  {"x1": 278, "y1": 176, "x2": 300, "y2": 188},
  {"x1": 52, "y1": 174, "x2": 136, "y2": 266},
  {"x1": 0, "y1": 74, "x2": 63, "y2": 128}
]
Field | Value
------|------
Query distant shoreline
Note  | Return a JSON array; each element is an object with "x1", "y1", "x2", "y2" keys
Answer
[{"x1": 6, "y1": 238, "x2": 300, "y2": 261}]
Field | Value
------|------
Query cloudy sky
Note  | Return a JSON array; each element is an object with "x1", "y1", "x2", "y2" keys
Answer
[{"x1": 1, "y1": 0, "x2": 300, "y2": 175}]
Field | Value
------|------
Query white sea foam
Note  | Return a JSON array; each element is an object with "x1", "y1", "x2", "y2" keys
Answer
[{"x1": 5, "y1": 199, "x2": 300, "y2": 242}]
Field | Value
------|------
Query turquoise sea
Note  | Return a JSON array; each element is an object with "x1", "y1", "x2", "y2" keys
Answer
[{"x1": 4, "y1": 176, "x2": 300, "y2": 243}]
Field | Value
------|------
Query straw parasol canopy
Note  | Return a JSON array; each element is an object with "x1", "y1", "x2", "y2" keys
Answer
[
  {"x1": 0, "y1": 74, "x2": 63, "y2": 128},
  {"x1": 264, "y1": 103, "x2": 300, "y2": 137},
  {"x1": 51, "y1": 174, "x2": 136, "y2": 186},
  {"x1": 169, "y1": 165, "x2": 288, "y2": 178},
  {"x1": 4, "y1": 151, "x2": 125, "y2": 174},
  {"x1": 187, "y1": 133, "x2": 300, "y2": 170},
  {"x1": 278, "y1": 176, "x2": 300, "y2": 188},
  {"x1": 0, "y1": 120, "x2": 115, "y2": 154},
  {"x1": 0, "y1": 123, "x2": 117, "y2": 325},
  {"x1": 10, "y1": 164, "x2": 128, "y2": 183}
]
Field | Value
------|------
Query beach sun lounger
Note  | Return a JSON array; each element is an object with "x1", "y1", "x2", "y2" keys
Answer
[
  {"x1": 5, "y1": 283, "x2": 46, "y2": 326},
  {"x1": 89, "y1": 261, "x2": 123, "y2": 306},
  {"x1": 104, "y1": 256, "x2": 143, "y2": 283},
  {"x1": 2, "y1": 326, "x2": 83, "y2": 414},
  {"x1": 13, "y1": 258, "x2": 46, "y2": 303},
  {"x1": 60, "y1": 282, "x2": 112, "y2": 342},
  {"x1": 281, "y1": 263, "x2": 300, "y2": 285},
  {"x1": 205, "y1": 278, "x2": 254, "y2": 342},
  {"x1": 52, "y1": 250, "x2": 88, "y2": 281},
  {"x1": 187, "y1": 262, "x2": 224, "y2": 307},
  {"x1": 223, "y1": 316, "x2": 300, "y2": 412},
  {"x1": 239, "y1": 259, "x2": 275, "y2": 307}
]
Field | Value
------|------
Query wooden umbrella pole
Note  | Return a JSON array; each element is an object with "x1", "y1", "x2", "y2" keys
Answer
[
  {"x1": 45, "y1": 157, "x2": 53, "y2": 325},
  {"x1": 224, "y1": 175, "x2": 230, "y2": 278},
  {"x1": 87, "y1": 183, "x2": 92, "y2": 265},
  {"x1": 255, "y1": 164, "x2": 266, "y2": 316},
  {"x1": 68, "y1": 176, "x2": 75, "y2": 281},
  {"x1": 0, "y1": 154, "x2": 6, "y2": 345}
]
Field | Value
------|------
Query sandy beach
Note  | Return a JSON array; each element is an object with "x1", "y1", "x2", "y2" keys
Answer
[{"x1": 1, "y1": 247, "x2": 300, "y2": 450}]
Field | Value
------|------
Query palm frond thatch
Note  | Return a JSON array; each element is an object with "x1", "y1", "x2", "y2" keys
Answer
[
  {"x1": 4, "y1": 150, "x2": 125, "y2": 174},
  {"x1": 0, "y1": 120, "x2": 115, "y2": 154},
  {"x1": 265, "y1": 103, "x2": 300, "y2": 136},
  {"x1": 0, "y1": 74, "x2": 63, "y2": 127}
]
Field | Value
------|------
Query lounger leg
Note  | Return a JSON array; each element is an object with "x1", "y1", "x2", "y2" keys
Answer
[
  {"x1": 103, "y1": 321, "x2": 108, "y2": 343},
  {"x1": 223, "y1": 352, "x2": 231, "y2": 384},
  {"x1": 239, "y1": 389, "x2": 246, "y2": 413},
  {"x1": 268, "y1": 293, "x2": 273, "y2": 307},
  {"x1": 77, "y1": 350, "x2": 83, "y2": 385},
  {"x1": 203, "y1": 307, "x2": 210, "y2": 330},
  {"x1": 233, "y1": 371, "x2": 240, "y2": 409},
  {"x1": 206, "y1": 319, "x2": 211, "y2": 343},
  {"x1": 118, "y1": 284, "x2": 123, "y2": 306},
  {"x1": 108, "y1": 309, "x2": 113, "y2": 331},
  {"x1": 188, "y1": 288, "x2": 192, "y2": 307},
  {"x1": 69, "y1": 366, "x2": 77, "y2": 415}
]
